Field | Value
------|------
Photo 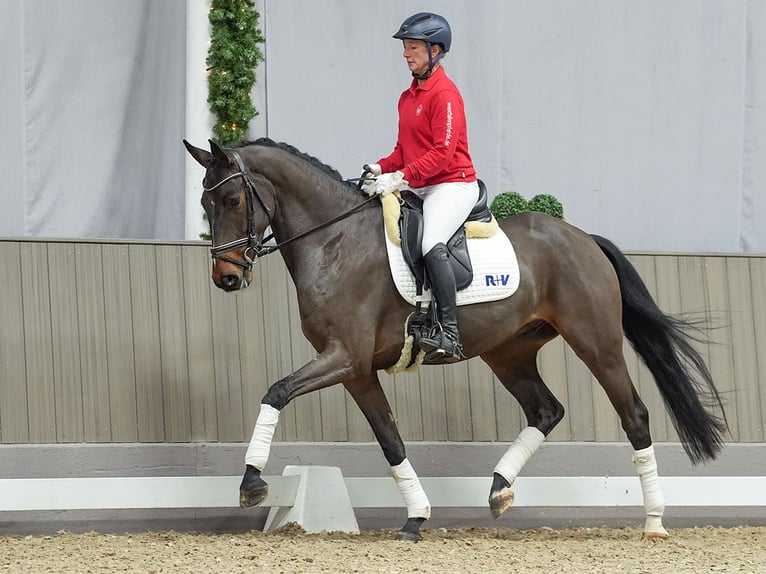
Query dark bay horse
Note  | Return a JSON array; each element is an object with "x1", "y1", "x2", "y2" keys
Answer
[{"x1": 183, "y1": 138, "x2": 727, "y2": 541}]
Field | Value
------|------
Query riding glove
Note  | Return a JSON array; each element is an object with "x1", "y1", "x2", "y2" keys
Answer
[
  {"x1": 360, "y1": 163, "x2": 381, "y2": 194},
  {"x1": 364, "y1": 163, "x2": 382, "y2": 176},
  {"x1": 369, "y1": 171, "x2": 408, "y2": 197}
]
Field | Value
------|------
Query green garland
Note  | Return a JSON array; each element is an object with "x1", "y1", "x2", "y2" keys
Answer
[{"x1": 207, "y1": 0, "x2": 265, "y2": 145}]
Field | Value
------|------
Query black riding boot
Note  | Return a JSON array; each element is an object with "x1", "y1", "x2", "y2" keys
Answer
[{"x1": 419, "y1": 243, "x2": 464, "y2": 363}]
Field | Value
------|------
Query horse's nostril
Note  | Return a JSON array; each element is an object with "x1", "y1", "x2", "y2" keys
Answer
[{"x1": 221, "y1": 274, "x2": 241, "y2": 290}]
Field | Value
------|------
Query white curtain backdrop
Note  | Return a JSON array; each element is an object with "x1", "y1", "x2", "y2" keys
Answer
[
  {"x1": 258, "y1": 0, "x2": 765, "y2": 253},
  {"x1": 0, "y1": 0, "x2": 186, "y2": 239},
  {"x1": 1, "y1": 0, "x2": 763, "y2": 252}
]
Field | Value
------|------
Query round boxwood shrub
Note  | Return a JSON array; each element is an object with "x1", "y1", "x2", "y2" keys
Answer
[
  {"x1": 528, "y1": 193, "x2": 564, "y2": 219},
  {"x1": 490, "y1": 191, "x2": 564, "y2": 220},
  {"x1": 490, "y1": 192, "x2": 528, "y2": 219}
]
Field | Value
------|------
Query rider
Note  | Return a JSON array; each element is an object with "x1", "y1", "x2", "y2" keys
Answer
[{"x1": 365, "y1": 12, "x2": 479, "y2": 363}]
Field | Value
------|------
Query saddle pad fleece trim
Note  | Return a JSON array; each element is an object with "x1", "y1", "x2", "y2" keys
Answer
[{"x1": 385, "y1": 228, "x2": 520, "y2": 307}]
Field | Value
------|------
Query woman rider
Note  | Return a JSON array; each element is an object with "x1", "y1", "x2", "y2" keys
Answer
[{"x1": 365, "y1": 12, "x2": 479, "y2": 363}]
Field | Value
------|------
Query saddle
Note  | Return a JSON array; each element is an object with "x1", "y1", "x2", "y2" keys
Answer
[
  {"x1": 385, "y1": 180, "x2": 494, "y2": 370},
  {"x1": 398, "y1": 180, "x2": 493, "y2": 291}
]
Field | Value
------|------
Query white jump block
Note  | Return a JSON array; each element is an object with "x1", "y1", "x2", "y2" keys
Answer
[{"x1": 263, "y1": 465, "x2": 359, "y2": 534}]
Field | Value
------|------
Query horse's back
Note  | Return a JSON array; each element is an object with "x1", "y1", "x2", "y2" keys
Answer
[{"x1": 500, "y1": 212, "x2": 608, "y2": 272}]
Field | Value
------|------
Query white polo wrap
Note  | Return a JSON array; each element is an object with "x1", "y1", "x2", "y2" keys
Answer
[
  {"x1": 245, "y1": 404, "x2": 280, "y2": 470},
  {"x1": 493, "y1": 426, "x2": 545, "y2": 484},
  {"x1": 633, "y1": 445, "x2": 665, "y2": 517},
  {"x1": 391, "y1": 458, "x2": 431, "y2": 519}
]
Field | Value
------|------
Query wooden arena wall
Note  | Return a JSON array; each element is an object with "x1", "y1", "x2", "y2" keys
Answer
[{"x1": 0, "y1": 239, "x2": 764, "y2": 446}]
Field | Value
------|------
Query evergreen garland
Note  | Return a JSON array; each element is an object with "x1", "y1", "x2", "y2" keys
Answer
[{"x1": 207, "y1": 0, "x2": 265, "y2": 145}]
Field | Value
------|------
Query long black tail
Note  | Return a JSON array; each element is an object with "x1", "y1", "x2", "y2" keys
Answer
[{"x1": 590, "y1": 234, "x2": 728, "y2": 464}]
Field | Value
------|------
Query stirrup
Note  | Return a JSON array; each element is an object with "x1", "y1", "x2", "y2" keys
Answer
[{"x1": 421, "y1": 329, "x2": 464, "y2": 363}]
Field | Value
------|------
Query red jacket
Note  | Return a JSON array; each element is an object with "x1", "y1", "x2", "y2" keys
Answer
[{"x1": 377, "y1": 66, "x2": 476, "y2": 188}]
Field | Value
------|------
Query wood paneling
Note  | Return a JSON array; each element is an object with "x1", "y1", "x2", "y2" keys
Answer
[
  {"x1": 75, "y1": 243, "x2": 111, "y2": 442},
  {"x1": 101, "y1": 244, "x2": 138, "y2": 443},
  {"x1": 0, "y1": 243, "x2": 29, "y2": 444},
  {"x1": 20, "y1": 243, "x2": 56, "y2": 443},
  {"x1": 1, "y1": 240, "x2": 763, "y2": 450}
]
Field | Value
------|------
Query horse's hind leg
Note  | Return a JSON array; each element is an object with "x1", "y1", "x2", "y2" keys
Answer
[
  {"x1": 557, "y1": 314, "x2": 668, "y2": 538},
  {"x1": 344, "y1": 373, "x2": 430, "y2": 542},
  {"x1": 481, "y1": 337, "x2": 565, "y2": 518}
]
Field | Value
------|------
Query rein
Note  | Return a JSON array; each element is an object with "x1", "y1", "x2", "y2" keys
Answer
[{"x1": 203, "y1": 150, "x2": 377, "y2": 271}]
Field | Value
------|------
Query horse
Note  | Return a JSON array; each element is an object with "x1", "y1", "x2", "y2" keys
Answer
[{"x1": 183, "y1": 137, "x2": 727, "y2": 542}]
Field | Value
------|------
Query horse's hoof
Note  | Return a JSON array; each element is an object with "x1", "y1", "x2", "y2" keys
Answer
[
  {"x1": 489, "y1": 488, "x2": 515, "y2": 518},
  {"x1": 643, "y1": 530, "x2": 670, "y2": 540},
  {"x1": 488, "y1": 473, "x2": 515, "y2": 518},
  {"x1": 396, "y1": 530, "x2": 422, "y2": 543},
  {"x1": 239, "y1": 484, "x2": 268, "y2": 508},
  {"x1": 396, "y1": 517, "x2": 426, "y2": 542},
  {"x1": 239, "y1": 465, "x2": 269, "y2": 508},
  {"x1": 642, "y1": 516, "x2": 669, "y2": 539}
]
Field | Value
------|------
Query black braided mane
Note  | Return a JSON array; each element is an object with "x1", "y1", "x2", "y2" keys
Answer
[{"x1": 232, "y1": 138, "x2": 360, "y2": 193}]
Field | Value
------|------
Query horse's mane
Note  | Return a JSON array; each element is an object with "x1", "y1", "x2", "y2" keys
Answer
[{"x1": 232, "y1": 138, "x2": 360, "y2": 193}]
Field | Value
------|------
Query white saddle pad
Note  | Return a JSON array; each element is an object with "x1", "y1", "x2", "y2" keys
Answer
[{"x1": 385, "y1": 229, "x2": 520, "y2": 307}]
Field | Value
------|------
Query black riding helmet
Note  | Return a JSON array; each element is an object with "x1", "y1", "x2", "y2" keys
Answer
[{"x1": 393, "y1": 12, "x2": 452, "y2": 80}]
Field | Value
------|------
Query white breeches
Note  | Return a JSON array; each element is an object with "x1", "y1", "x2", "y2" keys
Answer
[{"x1": 411, "y1": 181, "x2": 480, "y2": 254}]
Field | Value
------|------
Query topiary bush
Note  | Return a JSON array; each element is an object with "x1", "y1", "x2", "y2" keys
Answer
[
  {"x1": 528, "y1": 193, "x2": 564, "y2": 219},
  {"x1": 490, "y1": 191, "x2": 564, "y2": 220},
  {"x1": 490, "y1": 192, "x2": 528, "y2": 219}
]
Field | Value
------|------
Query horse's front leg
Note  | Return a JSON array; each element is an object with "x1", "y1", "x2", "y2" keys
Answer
[
  {"x1": 239, "y1": 345, "x2": 357, "y2": 508},
  {"x1": 344, "y1": 374, "x2": 430, "y2": 542}
]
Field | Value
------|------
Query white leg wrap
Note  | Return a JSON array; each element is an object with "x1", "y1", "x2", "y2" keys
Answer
[
  {"x1": 633, "y1": 445, "x2": 668, "y2": 537},
  {"x1": 244, "y1": 404, "x2": 280, "y2": 470},
  {"x1": 493, "y1": 427, "x2": 545, "y2": 484},
  {"x1": 391, "y1": 458, "x2": 431, "y2": 519}
]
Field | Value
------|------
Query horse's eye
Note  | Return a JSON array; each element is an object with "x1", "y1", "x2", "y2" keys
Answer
[{"x1": 224, "y1": 195, "x2": 241, "y2": 208}]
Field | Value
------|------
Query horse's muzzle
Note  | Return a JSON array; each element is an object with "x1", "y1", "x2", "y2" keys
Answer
[
  {"x1": 213, "y1": 263, "x2": 252, "y2": 292},
  {"x1": 220, "y1": 273, "x2": 243, "y2": 291}
]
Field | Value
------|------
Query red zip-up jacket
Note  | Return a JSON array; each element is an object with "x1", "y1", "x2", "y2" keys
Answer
[{"x1": 377, "y1": 66, "x2": 476, "y2": 188}]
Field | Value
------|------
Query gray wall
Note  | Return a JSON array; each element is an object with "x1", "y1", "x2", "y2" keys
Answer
[
  {"x1": 0, "y1": 239, "x2": 763, "y2": 446},
  {"x1": 1, "y1": 1, "x2": 764, "y2": 252},
  {"x1": 0, "y1": 0, "x2": 186, "y2": 239},
  {"x1": 256, "y1": 0, "x2": 766, "y2": 253}
]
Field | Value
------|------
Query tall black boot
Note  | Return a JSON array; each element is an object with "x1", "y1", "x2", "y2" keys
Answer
[{"x1": 418, "y1": 243, "x2": 464, "y2": 363}]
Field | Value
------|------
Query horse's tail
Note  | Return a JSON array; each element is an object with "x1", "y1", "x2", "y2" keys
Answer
[{"x1": 590, "y1": 234, "x2": 728, "y2": 464}]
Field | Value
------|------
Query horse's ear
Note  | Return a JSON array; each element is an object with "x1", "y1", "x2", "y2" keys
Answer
[
  {"x1": 183, "y1": 140, "x2": 212, "y2": 167},
  {"x1": 209, "y1": 139, "x2": 231, "y2": 165}
]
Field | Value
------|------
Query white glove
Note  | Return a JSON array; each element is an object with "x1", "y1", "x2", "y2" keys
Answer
[
  {"x1": 365, "y1": 163, "x2": 382, "y2": 176},
  {"x1": 360, "y1": 163, "x2": 381, "y2": 194},
  {"x1": 370, "y1": 171, "x2": 408, "y2": 197}
]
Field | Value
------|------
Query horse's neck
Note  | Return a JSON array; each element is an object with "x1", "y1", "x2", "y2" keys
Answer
[
  {"x1": 253, "y1": 151, "x2": 376, "y2": 274},
  {"x1": 261, "y1": 156, "x2": 360, "y2": 241}
]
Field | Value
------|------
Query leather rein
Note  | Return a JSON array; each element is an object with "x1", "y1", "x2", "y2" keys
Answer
[{"x1": 203, "y1": 150, "x2": 376, "y2": 271}]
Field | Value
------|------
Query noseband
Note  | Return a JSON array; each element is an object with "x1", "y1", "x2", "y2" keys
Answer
[
  {"x1": 203, "y1": 150, "x2": 377, "y2": 272},
  {"x1": 203, "y1": 150, "x2": 277, "y2": 271}
]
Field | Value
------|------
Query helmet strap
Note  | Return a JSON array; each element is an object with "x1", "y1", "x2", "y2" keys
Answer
[{"x1": 411, "y1": 43, "x2": 444, "y2": 80}]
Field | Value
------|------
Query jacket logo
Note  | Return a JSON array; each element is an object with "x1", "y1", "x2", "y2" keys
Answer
[{"x1": 415, "y1": 104, "x2": 423, "y2": 117}]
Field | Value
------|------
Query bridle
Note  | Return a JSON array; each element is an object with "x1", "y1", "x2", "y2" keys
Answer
[
  {"x1": 203, "y1": 150, "x2": 377, "y2": 271},
  {"x1": 203, "y1": 150, "x2": 276, "y2": 271}
]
